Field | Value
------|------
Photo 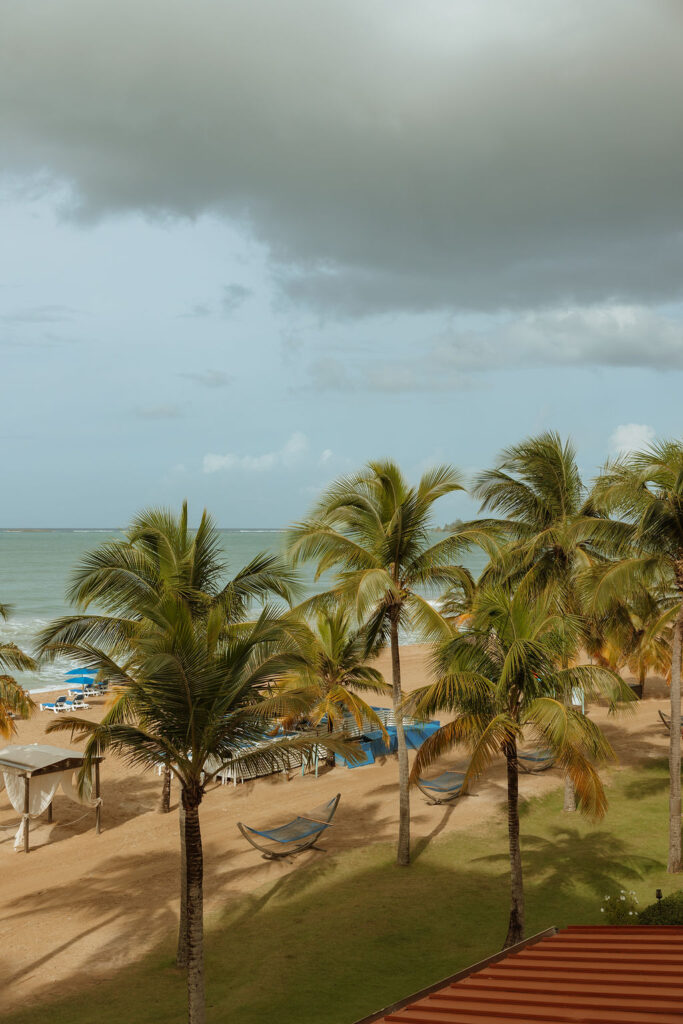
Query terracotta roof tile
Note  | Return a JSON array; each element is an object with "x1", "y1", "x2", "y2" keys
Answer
[{"x1": 357, "y1": 926, "x2": 683, "y2": 1024}]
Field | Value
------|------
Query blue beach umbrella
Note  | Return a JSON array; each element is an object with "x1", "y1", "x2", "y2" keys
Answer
[{"x1": 65, "y1": 668, "x2": 97, "y2": 677}]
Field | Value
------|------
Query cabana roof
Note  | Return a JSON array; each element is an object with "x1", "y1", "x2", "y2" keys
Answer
[
  {"x1": 354, "y1": 925, "x2": 683, "y2": 1023},
  {"x1": 0, "y1": 743, "x2": 103, "y2": 777}
]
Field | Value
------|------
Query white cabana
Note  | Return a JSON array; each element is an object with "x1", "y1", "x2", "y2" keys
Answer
[{"x1": 0, "y1": 743, "x2": 103, "y2": 853}]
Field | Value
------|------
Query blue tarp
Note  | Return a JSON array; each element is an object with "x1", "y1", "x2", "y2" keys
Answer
[{"x1": 336, "y1": 721, "x2": 441, "y2": 768}]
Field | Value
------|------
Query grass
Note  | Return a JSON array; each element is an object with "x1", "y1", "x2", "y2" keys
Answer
[{"x1": 8, "y1": 758, "x2": 683, "y2": 1024}]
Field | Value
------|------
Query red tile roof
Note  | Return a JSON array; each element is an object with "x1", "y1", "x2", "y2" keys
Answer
[{"x1": 355, "y1": 925, "x2": 683, "y2": 1023}]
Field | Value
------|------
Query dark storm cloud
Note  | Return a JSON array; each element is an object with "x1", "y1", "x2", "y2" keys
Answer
[{"x1": 2, "y1": 0, "x2": 682, "y2": 318}]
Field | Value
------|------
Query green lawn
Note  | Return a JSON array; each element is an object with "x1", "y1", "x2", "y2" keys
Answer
[{"x1": 9, "y1": 759, "x2": 683, "y2": 1024}]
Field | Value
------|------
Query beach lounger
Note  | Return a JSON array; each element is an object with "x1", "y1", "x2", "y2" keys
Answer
[
  {"x1": 39, "y1": 695, "x2": 71, "y2": 713},
  {"x1": 518, "y1": 749, "x2": 555, "y2": 773},
  {"x1": 237, "y1": 794, "x2": 341, "y2": 859},
  {"x1": 658, "y1": 710, "x2": 683, "y2": 736},
  {"x1": 415, "y1": 770, "x2": 466, "y2": 804}
]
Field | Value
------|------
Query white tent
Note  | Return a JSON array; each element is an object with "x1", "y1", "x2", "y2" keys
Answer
[{"x1": 0, "y1": 743, "x2": 103, "y2": 852}]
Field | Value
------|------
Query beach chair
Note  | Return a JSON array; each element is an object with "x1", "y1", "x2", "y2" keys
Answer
[
  {"x1": 518, "y1": 749, "x2": 555, "y2": 773},
  {"x1": 39, "y1": 695, "x2": 71, "y2": 713},
  {"x1": 70, "y1": 696, "x2": 90, "y2": 710},
  {"x1": 416, "y1": 770, "x2": 466, "y2": 804},
  {"x1": 658, "y1": 710, "x2": 683, "y2": 736},
  {"x1": 237, "y1": 794, "x2": 341, "y2": 859}
]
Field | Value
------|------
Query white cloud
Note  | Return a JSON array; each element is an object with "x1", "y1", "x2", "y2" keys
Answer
[
  {"x1": 203, "y1": 431, "x2": 309, "y2": 473},
  {"x1": 609, "y1": 423, "x2": 656, "y2": 456},
  {"x1": 319, "y1": 448, "x2": 333, "y2": 465},
  {"x1": 304, "y1": 304, "x2": 683, "y2": 393}
]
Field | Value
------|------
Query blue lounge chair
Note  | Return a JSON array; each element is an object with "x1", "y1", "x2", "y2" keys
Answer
[
  {"x1": 518, "y1": 749, "x2": 555, "y2": 773},
  {"x1": 39, "y1": 695, "x2": 71, "y2": 713},
  {"x1": 238, "y1": 794, "x2": 341, "y2": 859},
  {"x1": 416, "y1": 770, "x2": 466, "y2": 804}
]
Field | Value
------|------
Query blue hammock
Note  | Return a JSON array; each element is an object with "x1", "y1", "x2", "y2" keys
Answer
[
  {"x1": 238, "y1": 794, "x2": 341, "y2": 859},
  {"x1": 518, "y1": 749, "x2": 555, "y2": 773},
  {"x1": 416, "y1": 770, "x2": 466, "y2": 804}
]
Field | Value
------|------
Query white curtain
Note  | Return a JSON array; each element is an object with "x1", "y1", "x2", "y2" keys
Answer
[
  {"x1": 60, "y1": 770, "x2": 101, "y2": 808},
  {"x1": 4, "y1": 772, "x2": 64, "y2": 851}
]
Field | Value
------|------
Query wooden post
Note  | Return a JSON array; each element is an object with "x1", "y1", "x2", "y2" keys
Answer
[
  {"x1": 95, "y1": 761, "x2": 101, "y2": 835},
  {"x1": 47, "y1": 801, "x2": 53, "y2": 824},
  {"x1": 23, "y1": 775, "x2": 30, "y2": 854}
]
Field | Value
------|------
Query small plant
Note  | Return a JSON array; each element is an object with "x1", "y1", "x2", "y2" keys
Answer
[
  {"x1": 638, "y1": 890, "x2": 683, "y2": 925},
  {"x1": 599, "y1": 889, "x2": 639, "y2": 924}
]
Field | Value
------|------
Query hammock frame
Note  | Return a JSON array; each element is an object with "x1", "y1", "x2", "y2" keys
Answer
[
  {"x1": 238, "y1": 793, "x2": 341, "y2": 859},
  {"x1": 659, "y1": 709, "x2": 683, "y2": 736}
]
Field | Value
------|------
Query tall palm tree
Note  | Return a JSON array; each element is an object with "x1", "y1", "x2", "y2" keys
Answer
[
  {"x1": 288, "y1": 460, "x2": 469, "y2": 866},
  {"x1": 588, "y1": 441, "x2": 683, "y2": 872},
  {"x1": 0, "y1": 603, "x2": 35, "y2": 735},
  {"x1": 43, "y1": 598, "x2": 339, "y2": 1024},
  {"x1": 408, "y1": 586, "x2": 632, "y2": 946},
  {"x1": 278, "y1": 608, "x2": 391, "y2": 765},
  {"x1": 37, "y1": 504, "x2": 301, "y2": 963},
  {"x1": 472, "y1": 432, "x2": 610, "y2": 811}
]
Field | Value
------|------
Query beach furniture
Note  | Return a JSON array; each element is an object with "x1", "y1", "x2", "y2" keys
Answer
[
  {"x1": 39, "y1": 695, "x2": 72, "y2": 713},
  {"x1": 416, "y1": 770, "x2": 466, "y2": 804},
  {"x1": 238, "y1": 793, "x2": 341, "y2": 859},
  {"x1": 518, "y1": 749, "x2": 555, "y2": 773},
  {"x1": 658, "y1": 710, "x2": 683, "y2": 736}
]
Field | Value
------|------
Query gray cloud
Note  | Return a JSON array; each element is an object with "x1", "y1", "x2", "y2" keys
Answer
[
  {"x1": 222, "y1": 284, "x2": 251, "y2": 313},
  {"x1": 134, "y1": 403, "x2": 184, "y2": 419},
  {"x1": 0, "y1": 305, "x2": 79, "y2": 324},
  {"x1": 2, "y1": 1, "x2": 682, "y2": 319},
  {"x1": 181, "y1": 369, "x2": 232, "y2": 389}
]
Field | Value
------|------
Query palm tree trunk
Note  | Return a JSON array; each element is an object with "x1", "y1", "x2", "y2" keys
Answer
[
  {"x1": 176, "y1": 802, "x2": 189, "y2": 968},
  {"x1": 562, "y1": 658, "x2": 576, "y2": 813},
  {"x1": 182, "y1": 789, "x2": 205, "y2": 1024},
  {"x1": 667, "y1": 593, "x2": 683, "y2": 873},
  {"x1": 159, "y1": 765, "x2": 172, "y2": 813},
  {"x1": 503, "y1": 740, "x2": 524, "y2": 947},
  {"x1": 390, "y1": 615, "x2": 410, "y2": 867},
  {"x1": 326, "y1": 717, "x2": 335, "y2": 768}
]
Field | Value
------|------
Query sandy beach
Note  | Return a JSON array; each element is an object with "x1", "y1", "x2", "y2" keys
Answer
[{"x1": 0, "y1": 645, "x2": 674, "y2": 1016}]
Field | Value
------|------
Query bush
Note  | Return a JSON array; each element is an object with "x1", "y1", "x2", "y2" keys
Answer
[
  {"x1": 599, "y1": 889, "x2": 639, "y2": 923},
  {"x1": 638, "y1": 890, "x2": 683, "y2": 925}
]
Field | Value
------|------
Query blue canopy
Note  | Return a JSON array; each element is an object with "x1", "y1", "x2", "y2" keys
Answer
[{"x1": 65, "y1": 668, "x2": 97, "y2": 678}]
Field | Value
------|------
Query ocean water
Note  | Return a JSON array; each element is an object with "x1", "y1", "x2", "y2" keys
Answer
[{"x1": 0, "y1": 529, "x2": 485, "y2": 693}]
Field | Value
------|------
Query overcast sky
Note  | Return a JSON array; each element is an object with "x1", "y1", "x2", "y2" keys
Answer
[{"x1": 2, "y1": 0, "x2": 682, "y2": 527}]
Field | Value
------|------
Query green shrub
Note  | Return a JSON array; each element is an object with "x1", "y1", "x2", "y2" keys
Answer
[
  {"x1": 599, "y1": 889, "x2": 639, "y2": 923},
  {"x1": 638, "y1": 891, "x2": 683, "y2": 925}
]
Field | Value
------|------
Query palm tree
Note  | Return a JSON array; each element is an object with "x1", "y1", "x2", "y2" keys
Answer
[
  {"x1": 408, "y1": 586, "x2": 632, "y2": 946},
  {"x1": 43, "y1": 597, "x2": 339, "y2": 1024},
  {"x1": 0, "y1": 603, "x2": 35, "y2": 735},
  {"x1": 472, "y1": 432, "x2": 611, "y2": 811},
  {"x1": 588, "y1": 441, "x2": 683, "y2": 872},
  {"x1": 586, "y1": 586, "x2": 674, "y2": 698},
  {"x1": 288, "y1": 460, "x2": 469, "y2": 866},
  {"x1": 277, "y1": 608, "x2": 391, "y2": 765},
  {"x1": 36, "y1": 504, "x2": 301, "y2": 964}
]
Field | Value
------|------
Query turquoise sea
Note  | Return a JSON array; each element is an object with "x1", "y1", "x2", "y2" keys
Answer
[{"x1": 0, "y1": 529, "x2": 485, "y2": 693}]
